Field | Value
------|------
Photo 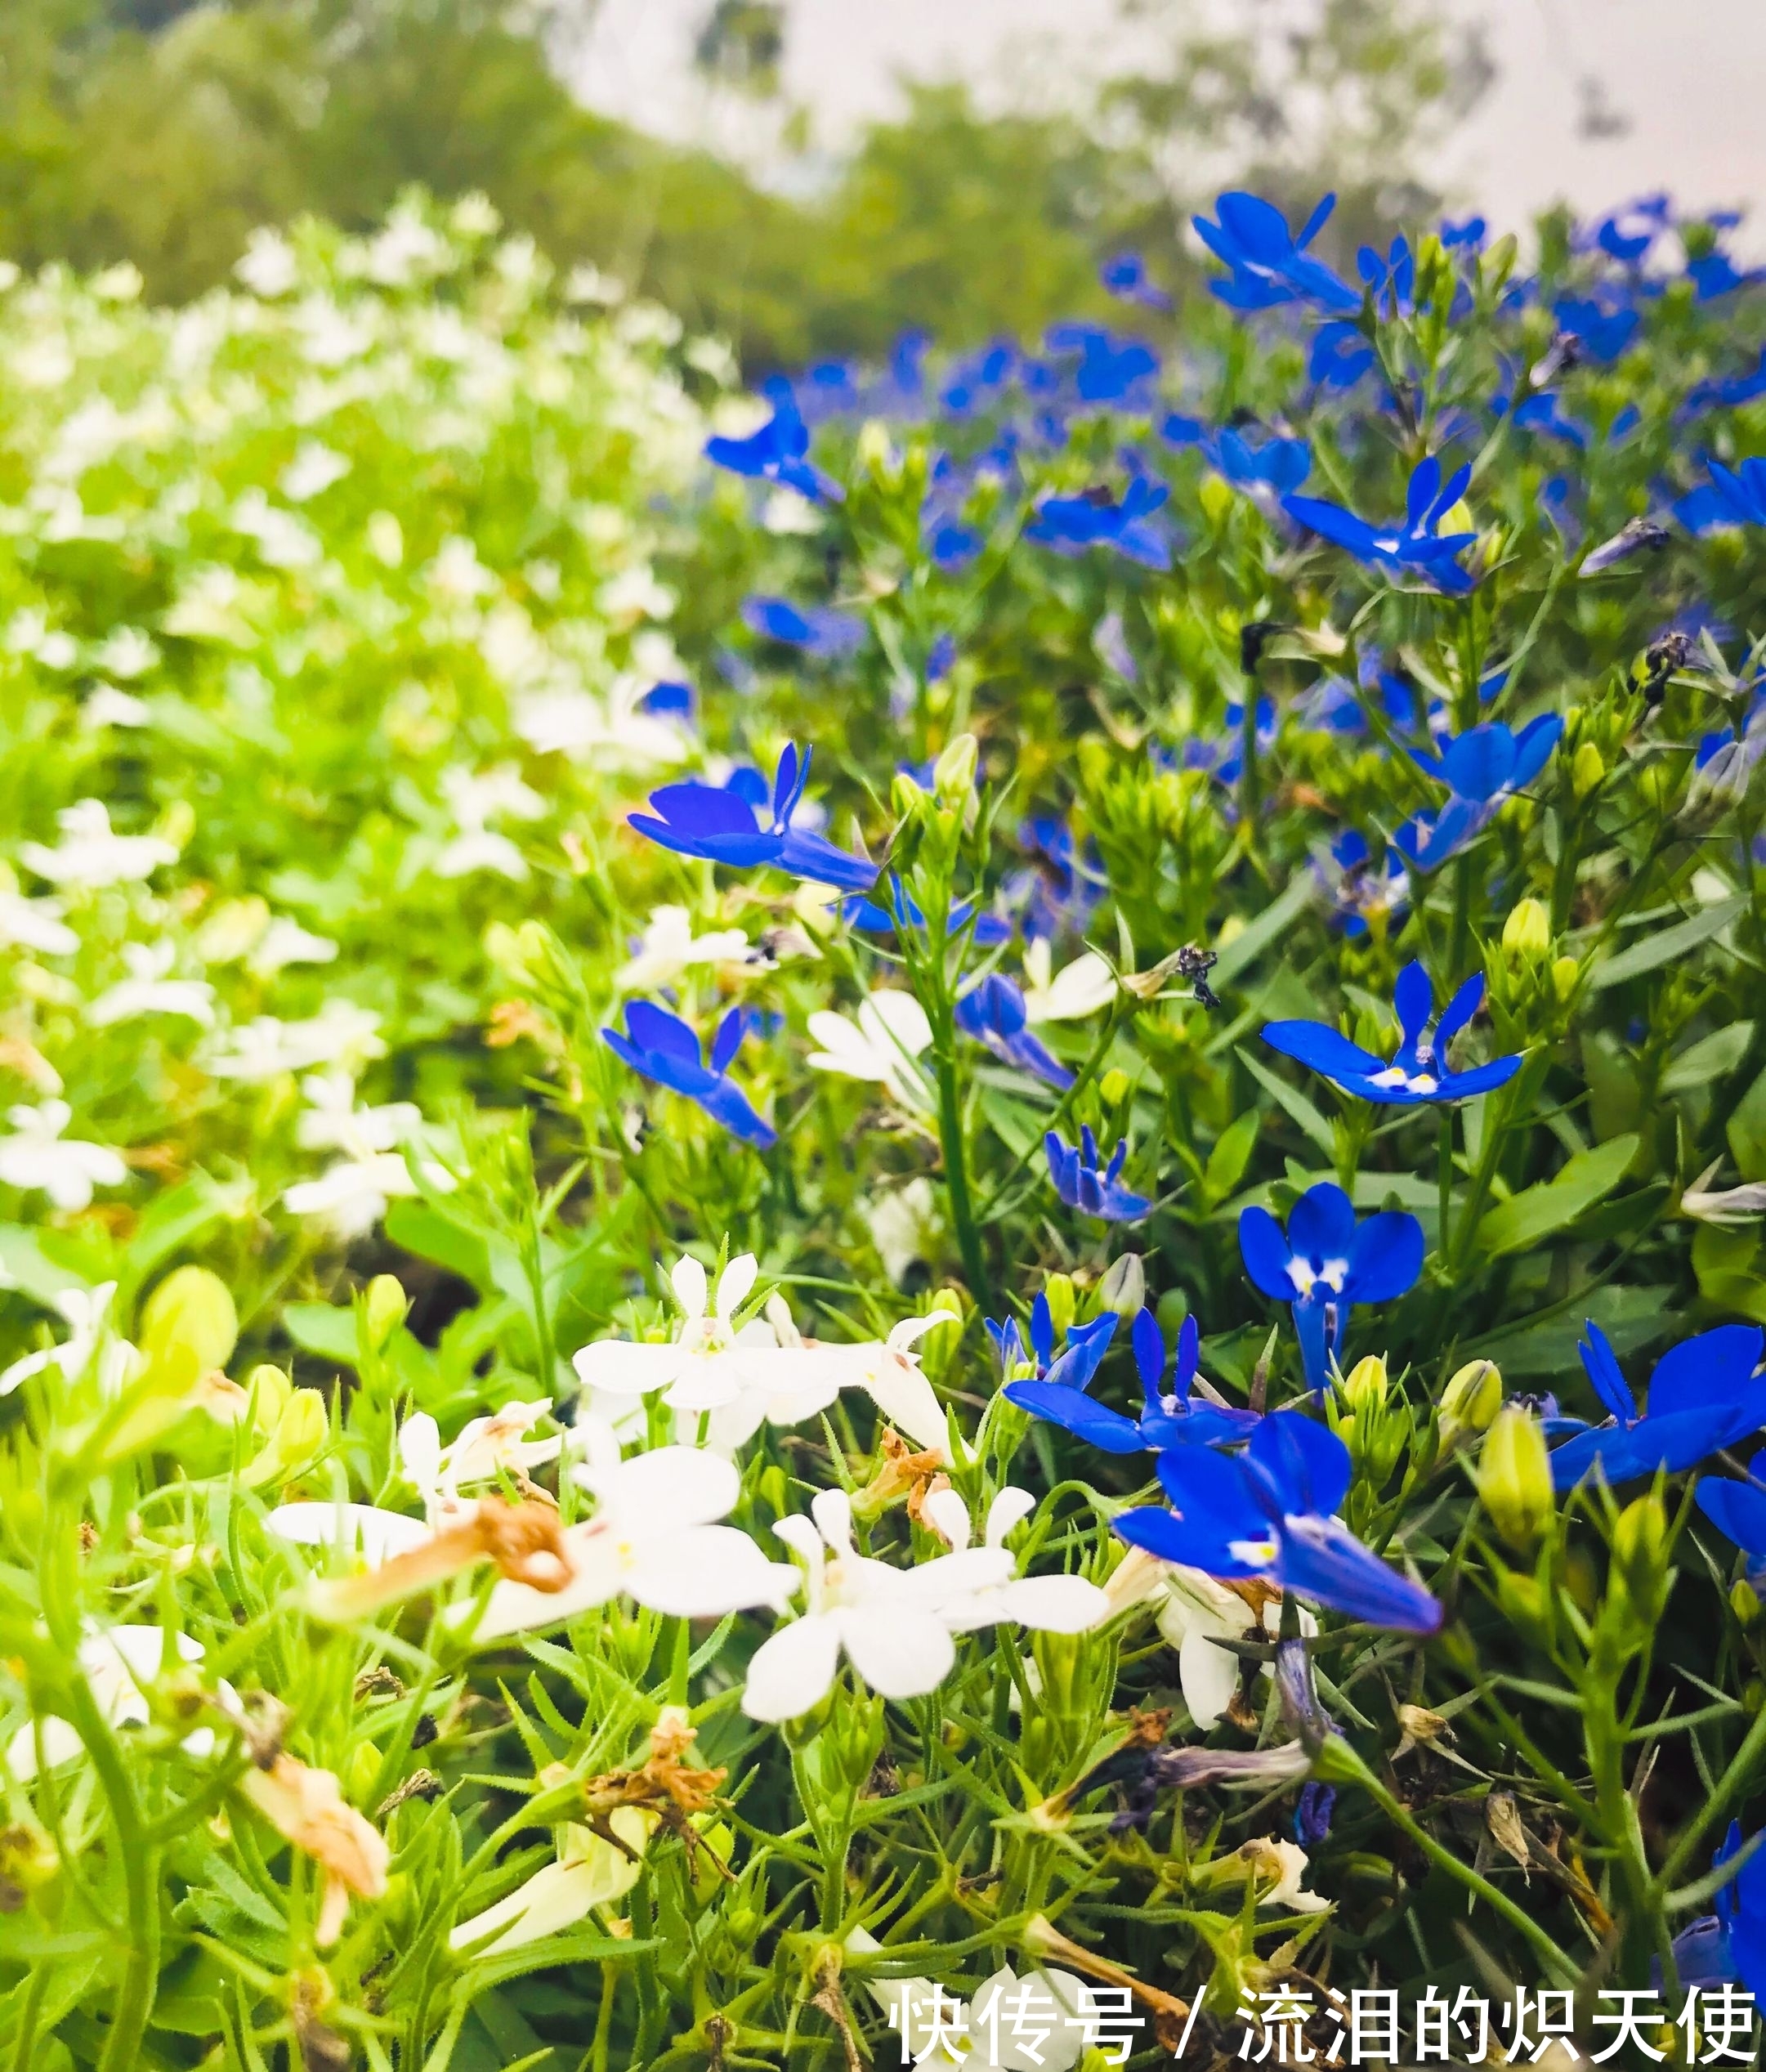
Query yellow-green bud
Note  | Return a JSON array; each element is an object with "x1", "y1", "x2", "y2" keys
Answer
[
  {"x1": 1732, "y1": 1578, "x2": 1759, "y2": 1627},
  {"x1": 1477, "y1": 1407, "x2": 1554, "y2": 1555},
  {"x1": 1099, "y1": 1067, "x2": 1130, "y2": 1106},
  {"x1": 1572, "y1": 741, "x2": 1606, "y2": 799},
  {"x1": 1502, "y1": 898, "x2": 1551, "y2": 960},
  {"x1": 890, "y1": 769, "x2": 927, "y2": 820},
  {"x1": 1441, "y1": 1358, "x2": 1503, "y2": 1435},
  {"x1": 1042, "y1": 1273, "x2": 1076, "y2": 1340},
  {"x1": 1612, "y1": 1492, "x2": 1669, "y2": 1617},
  {"x1": 1341, "y1": 1354, "x2": 1388, "y2": 1412},
  {"x1": 364, "y1": 1274, "x2": 409, "y2": 1351},
  {"x1": 932, "y1": 732, "x2": 978, "y2": 806},
  {"x1": 1198, "y1": 473, "x2": 1234, "y2": 526},
  {"x1": 247, "y1": 1363, "x2": 293, "y2": 1437},
  {"x1": 239, "y1": 1388, "x2": 328, "y2": 1490},
  {"x1": 139, "y1": 1266, "x2": 238, "y2": 1394},
  {"x1": 1097, "y1": 1253, "x2": 1146, "y2": 1318},
  {"x1": 1552, "y1": 955, "x2": 1580, "y2": 1003}
]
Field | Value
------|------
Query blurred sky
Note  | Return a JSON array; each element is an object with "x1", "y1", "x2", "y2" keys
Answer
[{"x1": 574, "y1": 0, "x2": 1766, "y2": 240}]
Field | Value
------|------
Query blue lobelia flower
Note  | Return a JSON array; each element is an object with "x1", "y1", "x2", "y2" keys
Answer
[
  {"x1": 1100, "y1": 252, "x2": 1174, "y2": 311},
  {"x1": 1044, "y1": 324, "x2": 1160, "y2": 404},
  {"x1": 740, "y1": 594, "x2": 865, "y2": 660},
  {"x1": 629, "y1": 743, "x2": 878, "y2": 893},
  {"x1": 1309, "y1": 320, "x2": 1376, "y2": 390},
  {"x1": 1283, "y1": 454, "x2": 1479, "y2": 594},
  {"x1": 988, "y1": 1296, "x2": 1118, "y2": 1394},
  {"x1": 1191, "y1": 190, "x2": 1359, "y2": 314},
  {"x1": 1239, "y1": 1184, "x2": 1424, "y2": 1395},
  {"x1": 1358, "y1": 235, "x2": 1415, "y2": 320},
  {"x1": 1676, "y1": 458, "x2": 1766, "y2": 535},
  {"x1": 1046, "y1": 1127, "x2": 1151, "y2": 1223},
  {"x1": 1549, "y1": 1322, "x2": 1766, "y2": 1489},
  {"x1": 1313, "y1": 830, "x2": 1410, "y2": 938},
  {"x1": 601, "y1": 1000, "x2": 776, "y2": 1149},
  {"x1": 1395, "y1": 715, "x2": 1564, "y2": 874},
  {"x1": 955, "y1": 973, "x2": 1072, "y2": 1090},
  {"x1": 1026, "y1": 476, "x2": 1172, "y2": 571},
  {"x1": 1294, "y1": 1782, "x2": 1337, "y2": 1846},
  {"x1": 1114, "y1": 1413, "x2": 1443, "y2": 1633},
  {"x1": 704, "y1": 387, "x2": 843, "y2": 503},
  {"x1": 841, "y1": 879, "x2": 1012, "y2": 947},
  {"x1": 1162, "y1": 418, "x2": 1312, "y2": 496},
  {"x1": 1263, "y1": 960, "x2": 1521, "y2": 1107},
  {"x1": 1655, "y1": 1824, "x2": 1748, "y2": 1989},
  {"x1": 1696, "y1": 1451, "x2": 1766, "y2": 1591},
  {"x1": 1551, "y1": 296, "x2": 1640, "y2": 365},
  {"x1": 1007, "y1": 1309, "x2": 1257, "y2": 1454}
]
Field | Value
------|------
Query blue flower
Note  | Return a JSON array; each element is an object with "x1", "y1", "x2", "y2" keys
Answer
[
  {"x1": 1114, "y1": 1414, "x2": 1443, "y2": 1633},
  {"x1": 1314, "y1": 830, "x2": 1409, "y2": 938},
  {"x1": 1163, "y1": 417, "x2": 1312, "y2": 495},
  {"x1": 1263, "y1": 961, "x2": 1521, "y2": 1107},
  {"x1": 1696, "y1": 1451, "x2": 1766, "y2": 1589},
  {"x1": 955, "y1": 974, "x2": 1072, "y2": 1090},
  {"x1": 1294, "y1": 1782, "x2": 1337, "y2": 1846},
  {"x1": 1552, "y1": 296, "x2": 1640, "y2": 365},
  {"x1": 1441, "y1": 217, "x2": 1486, "y2": 251},
  {"x1": 601, "y1": 1001, "x2": 775, "y2": 1149},
  {"x1": 1044, "y1": 324, "x2": 1160, "y2": 403},
  {"x1": 704, "y1": 387, "x2": 843, "y2": 503},
  {"x1": 1101, "y1": 252, "x2": 1174, "y2": 312},
  {"x1": 1549, "y1": 1322, "x2": 1766, "y2": 1489},
  {"x1": 1509, "y1": 392, "x2": 1588, "y2": 449},
  {"x1": 987, "y1": 1295, "x2": 1118, "y2": 1392},
  {"x1": 841, "y1": 879, "x2": 1012, "y2": 947},
  {"x1": 1192, "y1": 191, "x2": 1359, "y2": 314},
  {"x1": 1676, "y1": 458, "x2": 1766, "y2": 535},
  {"x1": 1046, "y1": 1128, "x2": 1151, "y2": 1223},
  {"x1": 1357, "y1": 236, "x2": 1415, "y2": 319},
  {"x1": 1309, "y1": 320, "x2": 1376, "y2": 390},
  {"x1": 1239, "y1": 1184, "x2": 1424, "y2": 1395},
  {"x1": 1284, "y1": 454, "x2": 1479, "y2": 593},
  {"x1": 1007, "y1": 1308, "x2": 1257, "y2": 1454},
  {"x1": 740, "y1": 594, "x2": 865, "y2": 660},
  {"x1": 1395, "y1": 716, "x2": 1563, "y2": 873},
  {"x1": 1026, "y1": 476, "x2": 1172, "y2": 570},
  {"x1": 629, "y1": 742, "x2": 877, "y2": 893}
]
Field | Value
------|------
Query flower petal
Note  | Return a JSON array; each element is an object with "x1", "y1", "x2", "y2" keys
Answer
[{"x1": 741, "y1": 1614, "x2": 843, "y2": 1721}]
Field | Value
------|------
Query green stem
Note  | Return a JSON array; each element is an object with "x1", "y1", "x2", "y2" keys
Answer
[
  {"x1": 67, "y1": 1679, "x2": 160, "y2": 2072},
  {"x1": 932, "y1": 1023, "x2": 990, "y2": 1310}
]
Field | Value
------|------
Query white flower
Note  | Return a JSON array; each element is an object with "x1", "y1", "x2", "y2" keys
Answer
[
  {"x1": 236, "y1": 228, "x2": 300, "y2": 298},
  {"x1": 574, "y1": 1255, "x2": 846, "y2": 1419},
  {"x1": 814, "y1": 1310, "x2": 959, "y2": 1457},
  {"x1": 19, "y1": 799, "x2": 176, "y2": 888},
  {"x1": 0, "y1": 1280, "x2": 119, "y2": 1396},
  {"x1": 284, "y1": 1152, "x2": 425, "y2": 1240},
  {"x1": 7, "y1": 1625, "x2": 220, "y2": 1779},
  {"x1": 869, "y1": 1178, "x2": 941, "y2": 1286},
  {"x1": 0, "y1": 1102, "x2": 127, "y2": 1211},
  {"x1": 1103, "y1": 1547, "x2": 1312, "y2": 1731},
  {"x1": 512, "y1": 684, "x2": 688, "y2": 770},
  {"x1": 208, "y1": 1001, "x2": 385, "y2": 1081},
  {"x1": 279, "y1": 441, "x2": 351, "y2": 503},
  {"x1": 0, "y1": 889, "x2": 78, "y2": 957},
  {"x1": 435, "y1": 764, "x2": 546, "y2": 880},
  {"x1": 248, "y1": 916, "x2": 338, "y2": 977},
  {"x1": 847, "y1": 1931, "x2": 1094, "y2": 2072},
  {"x1": 1201, "y1": 1836, "x2": 1331, "y2": 1915},
  {"x1": 806, "y1": 991, "x2": 933, "y2": 1108},
  {"x1": 267, "y1": 1501, "x2": 437, "y2": 1566},
  {"x1": 922, "y1": 1487, "x2": 1108, "y2": 1636},
  {"x1": 86, "y1": 941, "x2": 217, "y2": 1029},
  {"x1": 83, "y1": 686, "x2": 151, "y2": 730},
  {"x1": 398, "y1": 1399, "x2": 561, "y2": 1516},
  {"x1": 616, "y1": 905, "x2": 757, "y2": 993},
  {"x1": 468, "y1": 1424, "x2": 798, "y2": 1640},
  {"x1": 231, "y1": 489, "x2": 321, "y2": 570},
  {"x1": 1022, "y1": 942, "x2": 1115, "y2": 1023},
  {"x1": 740, "y1": 1488, "x2": 1105, "y2": 1722},
  {"x1": 1681, "y1": 1160, "x2": 1766, "y2": 1226},
  {"x1": 450, "y1": 1806, "x2": 652, "y2": 1957},
  {"x1": 295, "y1": 1071, "x2": 420, "y2": 1157},
  {"x1": 92, "y1": 626, "x2": 159, "y2": 680}
]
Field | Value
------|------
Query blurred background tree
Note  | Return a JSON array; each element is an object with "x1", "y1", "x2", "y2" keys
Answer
[{"x1": 0, "y1": 0, "x2": 1491, "y2": 365}]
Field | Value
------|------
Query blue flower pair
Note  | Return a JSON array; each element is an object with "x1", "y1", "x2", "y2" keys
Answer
[
  {"x1": 1007, "y1": 1308, "x2": 1256, "y2": 1453},
  {"x1": 631, "y1": 743, "x2": 877, "y2": 893}
]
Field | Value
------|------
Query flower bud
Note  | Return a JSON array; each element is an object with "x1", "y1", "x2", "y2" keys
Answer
[
  {"x1": 1572, "y1": 741, "x2": 1606, "y2": 799},
  {"x1": 139, "y1": 1266, "x2": 239, "y2": 1394},
  {"x1": 932, "y1": 732, "x2": 977, "y2": 806},
  {"x1": 1042, "y1": 1273, "x2": 1076, "y2": 1340},
  {"x1": 248, "y1": 1362, "x2": 293, "y2": 1436},
  {"x1": 1732, "y1": 1578, "x2": 1759, "y2": 1627},
  {"x1": 239, "y1": 1388, "x2": 329, "y2": 1490},
  {"x1": 890, "y1": 769, "x2": 927, "y2": 821},
  {"x1": 1440, "y1": 1358, "x2": 1502, "y2": 1437},
  {"x1": 1100, "y1": 1067, "x2": 1130, "y2": 1106},
  {"x1": 1552, "y1": 955, "x2": 1580, "y2": 1002},
  {"x1": 364, "y1": 1274, "x2": 409, "y2": 1351},
  {"x1": 1096, "y1": 1254, "x2": 1145, "y2": 1318},
  {"x1": 1476, "y1": 1407, "x2": 1554, "y2": 1555},
  {"x1": 855, "y1": 418, "x2": 895, "y2": 474},
  {"x1": 1340, "y1": 1354, "x2": 1388, "y2": 1412},
  {"x1": 1502, "y1": 898, "x2": 1550, "y2": 960},
  {"x1": 1612, "y1": 1492, "x2": 1669, "y2": 1620}
]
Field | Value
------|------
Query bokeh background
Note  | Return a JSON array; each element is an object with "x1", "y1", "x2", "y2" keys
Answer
[{"x1": 7, "y1": 0, "x2": 1763, "y2": 364}]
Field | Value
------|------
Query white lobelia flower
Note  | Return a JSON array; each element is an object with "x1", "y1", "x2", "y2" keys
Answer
[
  {"x1": 268, "y1": 1500, "x2": 436, "y2": 1567},
  {"x1": 248, "y1": 917, "x2": 338, "y2": 978},
  {"x1": 7, "y1": 1625, "x2": 225, "y2": 1779},
  {"x1": 0, "y1": 889, "x2": 78, "y2": 957},
  {"x1": 847, "y1": 1931, "x2": 1096, "y2": 2072},
  {"x1": 1681, "y1": 1160, "x2": 1766, "y2": 1226},
  {"x1": 740, "y1": 1488, "x2": 1106, "y2": 1722},
  {"x1": 450, "y1": 1805, "x2": 654, "y2": 1958},
  {"x1": 86, "y1": 941, "x2": 217, "y2": 1029},
  {"x1": 810, "y1": 1309, "x2": 960, "y2": 1458},
  {"x1": 295, "y1": 1071, "x2": 421, "y2": 1157},
  {"x1": 284, "y1": 1149, "x2": 435, "y2": 1240},
  {"x1": 0, "y1": 1279, "x2": 122, "y2": 1397},
  {"x1": 1021, "y1": 942, "x2": 1116, "y2": 1024},
  {"x1": 398, "y1": 1399, "x2": 562, "y2": 1517},
  {"x1": 208, "y1": 1001, "x2": 385, "y2": 1081},
  {"x1": 434, "y1": 763, "x2": 546, "y2": 882},
  {"x1": 19, "y1": 799, "x2": 177, "y2": 889},
  {"x1": 467, "y1": 1422, "x2": 798, "y2": 1641},
  {"x1": 1199, "y1": 1836, "x2": 1331, "y2": 1915},
  {"x1": 922, "y1": 1488, "x2": 1108, "y2": 1637},
  {"x1": 1102, "y1": 1546, "x2": 1312, "y2": 1731},
  {"x1": 0, "y1": 1102, "x2": 127, "y2": 1211},
  {"x1": 806, "y1": 991, "x2": 934, "y2": 1108},
  {"x1": 616, "y1": 905, "x2": 757, "y2": 994},
  {"x1": 573, "y1": 1255, "x2": 844, "y2": 1420},
  {"x1": 83, "y1": 686, "x2": 151, "y2": 731}
]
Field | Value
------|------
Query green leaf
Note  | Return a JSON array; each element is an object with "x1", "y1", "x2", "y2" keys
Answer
[
  {"x1": 118, "y1": 1170, "x2": 244, "y2": 1300},
  {"x1": 1661, "y1": 1023, "x2": 1757, "y2": 1094},
  {"x1": 980, "y1": 1088, "x2": 1045, "y2": 1159},
  {"x1": 1237, "y1": 1048, "x2": 1335, "y2": 1159},
  {"x1": 1210, "y1": 874, "x2": 1315, "y2": 989},
  {"x1": 1474, "y1": 1134, "x2": 1640, "y2": 1257},
  {"x1": 1476, "y1": 1283, "x2": 1678, "y2": 1376},
  {"x1": 1202, "y1": 1109, "x2": 1261, "y2": 1206},
  {"x1": 1589, "y1": 896, "x2": 1746, "y2": 991},
  {"x1": 0, "y1": 1225, "x2": 94, "y2": 1306},
  {"x1": 281, "y1": 1301, "x2": 360, "y2": 1364}
]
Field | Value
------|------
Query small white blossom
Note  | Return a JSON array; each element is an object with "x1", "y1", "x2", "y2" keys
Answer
[
  {"x1": 208, "y1": 1001, "x2": 385, "y2": 1081},
  {"x1": 248, "y1": 917, "x2": 338, "y2": 977},
  {"x1": 450, "y1": 1806, "x2": 651, "y2": 1957},
  {"x1": 1022, "y1": 942, "x2": 1115, "y2": 1023},
  {"x1": 616, "y1": 905, "x2": 757, "y2": 993},
  {"x1": 806, "y1": 991, "x2": 933, "y2": 1108},
  {"x1": 235, "y1": 228, "x2": 300, "y2": 298},
  {"x1": 0, "y1": 1280, "x2": 120, "y2": 1396},
  {"x1": 20, "y1": 799, "x2": 177, "y2": 889},
  {"x1": 7, "y1": 1626, "x2": 220, "y2": 1779},
  {"x1": 0, "y1": 1102, "x2": 127, "y2": 1211},
  {"x1": 847, "y1": 1930, "x2": 1095, "y2": 2072},
  {"x1": 92, "y1": 627, "x2": 159, "y2": 680},
  {"x1": 0, "y1": 889, "x2": 78, "y2": 957},
  {"x1": 279, "y1": 441, "x2": 351, "y2": 503},
  {"x1": 82, "y1": 686, "x2": 151, "y2": 730},
  {"x1": 1681, "y1": 1160, "x2": 1766, "y2": 1225},
  {"x1": 1103, "y1": 1546, "x2": 1313, "y2": 1730},
  {"x1": 87, "y1": 941, "x2": 217, "y2": 1030}
]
